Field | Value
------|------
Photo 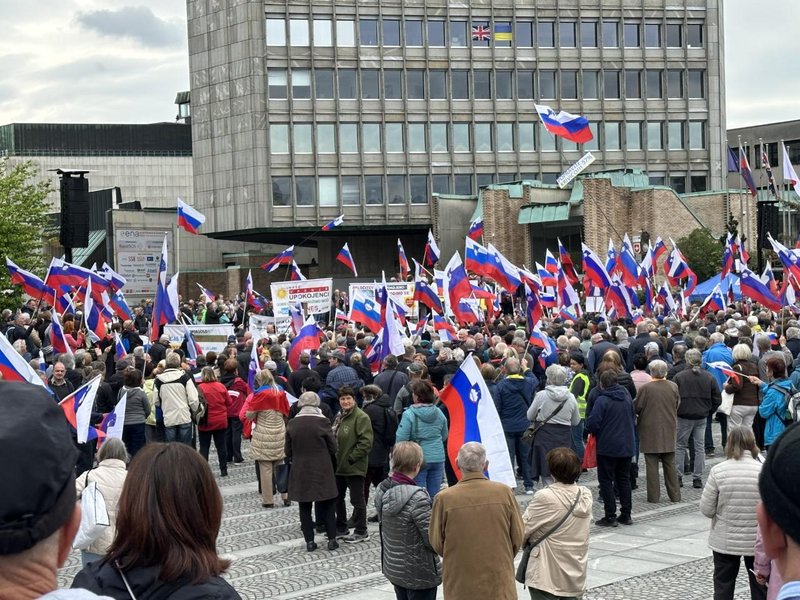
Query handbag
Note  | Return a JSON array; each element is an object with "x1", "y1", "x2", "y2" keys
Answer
[
  {"x1": 581, "y1": 434, "x2": 597, "y2": 470},
  {"x1": 719, "y1": 389, "x2": 735, "y2": 416},
  {"x1": 522, "y1": 397, "x2": 569, "y2": 445},
  {"x1": 515, "y1": 488, "x2": 583, "y2": 585},
  {"x1": 72, "y1": 471, "x2": 110, "y2": 550}
]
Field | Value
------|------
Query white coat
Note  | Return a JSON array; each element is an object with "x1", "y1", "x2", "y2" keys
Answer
[{"x1": 75, "y1": 458, "x2": 128, "y2": 556}]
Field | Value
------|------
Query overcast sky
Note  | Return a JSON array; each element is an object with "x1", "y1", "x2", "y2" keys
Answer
[{"x1": 0, "y1": 0, "x2": 796, "y2": 129}]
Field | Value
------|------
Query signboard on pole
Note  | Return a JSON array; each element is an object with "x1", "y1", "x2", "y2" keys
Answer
[
  {"x1": 348, "y1": 282, "x2": 418, "y2": 318},
  {"x1": 163, "y1": 324, "x2": 234, "y2": 355},
  {"x1": 248, "y1": 313, "x2": 274, "y2": 339},
  {"x1": 114, "y1": 229, "x2": 173, "y2": 297},
  {"x1": 557, "y1": 152, "x2": 596, "y2": 189},
  {"x1": 270, "y1": 278, "x2": 333, "y2": 330}
]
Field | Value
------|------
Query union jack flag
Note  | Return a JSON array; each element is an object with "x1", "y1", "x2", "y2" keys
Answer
[{"x1": 472, "y1": 24, "x2": 491, "y2": 42}]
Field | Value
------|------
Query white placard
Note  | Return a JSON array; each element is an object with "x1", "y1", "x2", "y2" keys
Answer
[
  {"x1": 557, "y1": 152, "x2": 596, "y2": 188},
  {"x1": 248, "y1": 313, "x2": 275, "y2": 339},
  {"x1": 349, "y1": 282, "x2": 418, "y2": 318},
  {"x1": 114, "y1": 229, "x2": 174, "y2": 297},
  {"x1": 270, "y1": 278, "x2": 333, "y2": 330},
  {"x1": 163, "y1": 324, "x2": 234, "y2": 355}
]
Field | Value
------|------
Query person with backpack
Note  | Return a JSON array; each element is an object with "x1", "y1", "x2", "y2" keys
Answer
[
  {"x1": 751, "y1": 357, "x2": 794, "y2": 451},
  {"x1": 393, "y1": 362, "x2": 425, "y2": 418},
  {"x1": 360, "y1": 385, "x2": 398, "y2": 519},
  {"x1": 153, "y1": 352, "x2": 200, "y2": 445}
]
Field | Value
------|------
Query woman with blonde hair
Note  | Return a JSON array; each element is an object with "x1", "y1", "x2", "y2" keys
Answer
[{"x1": 725, "y1": 344, "x2": 760, "y2": 428}]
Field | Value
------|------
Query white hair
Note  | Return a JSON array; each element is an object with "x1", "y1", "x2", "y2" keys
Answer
[{"x1": 456, "y1": 442, "x2": 487, "y2": 473}]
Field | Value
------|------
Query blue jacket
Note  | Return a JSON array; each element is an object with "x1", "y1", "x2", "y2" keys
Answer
[
  {"x1": 396, "y1": 404, "x2": 448, "y2": 463},
  {"x1": 702, "y1": 343, "x2": 733, "y2": 390},
  {"x1": 494, "y1": 372, "x2": 539, "y2": 433},
  {"x1": 759, "y1": 379, "x2": 792, "y2": 446},
  {"x1": 584, "y1": 383, "x2": 636, "y2": 458}
]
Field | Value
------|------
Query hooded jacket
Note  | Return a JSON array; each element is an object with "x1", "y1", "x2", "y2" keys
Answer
[
  {"x1": 674, "y1": 366, "x2": 722, "y2": 420},
  {"x1": 494, "y1": 372, "x2": 538, "y2": 433},
  {"x1": 362, "y1": 394, "x2": 398, "y2": 467},
  {"x1": 527, "y1": 386, "x2": 581, "y2": 427},
  {"x1": 584, "y1": 384, "x2": 636, "y2": 457},
  {"x1": 154, "y1": 368, "x2": 199, "y2": 427},
  {"x1": 374, "y1": 477, "x2": 442, "y2": 590},
  {"x1": 396, "y1": 404, "x2": 449, "y2": 463},
  {"x1": 220, "y1": 372, "x2": 250, "y2": 417}
]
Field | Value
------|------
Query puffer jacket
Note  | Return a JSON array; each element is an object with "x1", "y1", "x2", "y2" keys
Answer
[
  {"x1": 700, "y1": 456, "x2": 763, "y2": 556},
  {"x1": 154, "y1": 368, "x2": 199, "y2": 427},
  {"x1": 75, "y1": 459, "x2": 127, "y2": 556},
  {"x1": 250, "y1": 409, "x2": 286, "y2": 462},
  {"x1": 494, "y1": 373, "x2": 538, "y2": 433},
  {"x1": 396, "y1": 404, "x2": 448, "y2": 463},
  {"x1": 374, "y1": 477, "x2": 442, "y2": 590}
]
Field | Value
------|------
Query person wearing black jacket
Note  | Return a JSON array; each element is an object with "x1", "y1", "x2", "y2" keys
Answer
[
  {"x1": 288, "y1": 352, "x2": 321, "y2": 396},
  {"x1": 360, "y1": 385, "x2": 397, "y2": 515}
]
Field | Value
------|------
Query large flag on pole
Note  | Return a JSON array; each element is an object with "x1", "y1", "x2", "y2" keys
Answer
[
  {"x1": 534, "y1": 104, "x2": 593, "y2": 144},
  {"x1": 336, "y1": 243, "x2": 358, "y2": 277},
  {"x1": 739, "y1": 145, "x2": 757, "y2": 196},
  {"x1": 783, "y1": 142, "x2": 800, "y2": 196},
  {"x1": 177, "y1": 198, "x2": 205, "y2": 234},
  {"x1": 0, "y1": 334, "x2": 48, "y2": 387},
  {"x1": 424, "y1": 230, "x2": 440, "y2": 267},
  {"x1": 149, "y1": 235, "x2": 169, "y2": 342}
]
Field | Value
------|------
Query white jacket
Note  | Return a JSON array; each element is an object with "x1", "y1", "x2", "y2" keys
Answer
[
  {"x1": 75, "y1": 459, "x2": 127, "y2": 555},
  {"x1": 153, "y1": 368, "x2": 199, "y2": 427},
  {"x1": 700, "y1": 455, "x2": 763, "y2": 556}
]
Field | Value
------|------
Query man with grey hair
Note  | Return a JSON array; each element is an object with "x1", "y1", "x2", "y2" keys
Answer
[
  {"x1": 153, "y1": 351, "x2": 199, "y2": 444},
  {"x1": 627, "y1": 321, "x2": 656, "y2": 371},
  {"x1": 430, "y1": 442, "x2": 524, "y2": 600}
]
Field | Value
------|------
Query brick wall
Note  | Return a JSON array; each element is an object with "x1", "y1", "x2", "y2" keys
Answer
[{"x1": 481, "y1": 188, "x2": 531, "y2": 267}]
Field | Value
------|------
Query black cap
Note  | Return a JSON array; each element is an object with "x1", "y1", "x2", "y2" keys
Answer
[
  {"x1": 760, "y1": 423, "x2": 800, "y2": 545},
  {"x1": 0, "y1": 382, "x2": 79, "y2": 554}
]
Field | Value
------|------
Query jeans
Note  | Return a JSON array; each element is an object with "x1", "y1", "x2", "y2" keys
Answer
[
  {"x1": 198, "y1": 429, "x2": 227, "y2": 474},
  {"x1": 505, "y1": 431, "x2": 533, "y2": 489},
  {"x1": 712, "y1": 551, "x2": 767, "y2": 600},
  {"x1": 571, "y1": 419, "x2": 585, "y2": 462},
  {"x1": 336, "y1": 475, "x2": 367, "y2": 535},
  {"x1": 164, "y1": 423, "x2": 192, "y2": 445},
  {"x1": 122, "y1": 423, "x2": 146, "y2": 457},
  {"x1": 676, "y1": 417, "x2": 706, "y2": 479},
  {"x1": 393, "y1": 585, "x2": 438, "y2": 600},
  {"x1": 225, "y1": 417, "x2": 243, "y2": 462},
  {"x1": 299, "y1": 498, "x2": 336, "y2": 542},
  {"x1": 706, "y1": 412, "x2": 728, "y2": 451},
  {"x1": 414, "y1": 461, "x2": 444, "y2": 498},
  {"x1": 597, "y1": 454, "x2": 632, "y2": 520}
]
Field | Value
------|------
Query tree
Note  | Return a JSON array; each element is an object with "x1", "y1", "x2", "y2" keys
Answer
[
  {"x1": 0, "y1": 158, "x2": 52, "y2": 311},
  {"x1": 676, "y1": 228, "x2": 724, "y2": 283}
]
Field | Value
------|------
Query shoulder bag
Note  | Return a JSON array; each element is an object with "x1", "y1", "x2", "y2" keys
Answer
[
  {"x1": 72, "y1": 470, "x2": 110, "y2": 550},
  {"x1": 522, "y1": 397, "x2": 569, "y2": 445},
  {"x1": 515, "y1": 488, "x2": 583, "y2": 585}
]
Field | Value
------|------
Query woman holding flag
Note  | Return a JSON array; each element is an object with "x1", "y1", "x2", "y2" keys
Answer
[{"x1": 724, "y1": 344, "x2": 760, "y2": 429}]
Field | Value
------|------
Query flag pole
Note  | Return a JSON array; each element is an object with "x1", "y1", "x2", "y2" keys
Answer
[{"x1": 738, "y1": 135, "x2": 748, "y2": 257}]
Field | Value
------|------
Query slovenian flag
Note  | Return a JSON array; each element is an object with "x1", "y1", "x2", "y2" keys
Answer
[
  {"x1": 397, "y1": 239, "x2": 410, "y2": 280},
  {"x1": 289, "y1": 260, "x2": 306, "y2": 281},
  {"x1": 0, "y1": 333, "x2": 48, "y2": 388},
  {"x1": 739, "y1": 145, "x2": 758, "y2": 197},
  {"x1": 6, "y1": 258, "x2": 55, "y2": 304},
  {"x1": 424, "y1": 230, "x2": 440, "y2": 267},
  {"x1": 59, "y1": 376, "x2": 103, "y2": 444},
  {"x1": 706, "y1": 361, "x2": 741, "y2": 384},
  {"x1": 100, "y1": 392, "x2": 126, "y2": 440},
  {"x1": 535, "y1": 104, "x2": 593, "y2": 144},
  {"x1": 581, "y1": 243, "x2": 612, "y2": 288},
  {"x1": 740, "y1": 268, "x2": 782, "y2": 312},
  {"x1": 350, "y1": 293, "x2": 382, "y2": 333},
  {"x1": 336, "y1": 243, "x2": 358, "y2": 277},
  {"x1": 196, "y1": 283, "x2": 217, "y2": 302},
  {"x1": 287, "y1": 318, "x2": 325, "y2": 370},
  {"x1": 114, "y1": 333, "x2": 128, "y2": 361},
  {"x1": 50, "y1": 311, "x2": 73, "y2": 357},
  {"x1": 467, "y1": 217, "x2": 484, "y2": 241},
  {"x1": 439, "y1": 355, "x2": 516, "y2": 487},
  {"x1": 262, "y1": 246, "x2": 294, "y2": 273},
  {"x1": 177, "y1": 198, "x2": 205, "y2": 234},
  {"x1": 322, "y1": 215, "x2": 344, "y2": 231}
]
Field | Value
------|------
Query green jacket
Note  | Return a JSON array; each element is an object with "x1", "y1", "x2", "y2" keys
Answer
[{"x1": 335, "y1": 408, "x2": 374, "y2": 477}]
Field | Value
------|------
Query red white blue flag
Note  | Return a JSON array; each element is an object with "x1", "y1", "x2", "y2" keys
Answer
[
  {"x1": 336, "y1": 243, "x2": 358, "y2": 277},
  {"x1": 177, "y1": 198, "x2": 205, "y2": 234}
]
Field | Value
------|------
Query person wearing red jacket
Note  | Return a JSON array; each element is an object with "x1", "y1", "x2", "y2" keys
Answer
[
  {"x1": 221, "y1": 358, "x2": 250, "y2": 464},
  {"x1": 198, "y1": 366, "x2": 232, "y2": 477}
]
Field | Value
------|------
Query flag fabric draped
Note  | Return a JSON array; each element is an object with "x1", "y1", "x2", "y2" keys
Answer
[
  {"x1": 336, "y1": 243, "x2": 358, "y2": 277},
  {"x1": 50, "y1": 311, "x2": 73, "y2": 356},
  {"x1": 739, "y1": 146, "x2": 757, "y2": 196},
  {"x1": 100, "y1": 392, "x2": 126, "y2": 440},
  {"x1": 289, "y1": 260, "x2": 306, "y2": 281},
  {"x1": 783, "y1": 142, "x2": 800, "y2": 196},
  {"x1": 149, "y1": 235, "x2": 170, "y2": 342},
  {"x1": 322, "y1": 215, "x2": 344, "y2": 231},
  {"x1": 196, "y1": 283, "x2": 217, "y2": 302},
  {"x1": 397, "y1": 239, "x2": 410, "y2": 280},
  {"x1": 59, "y1": 376, "x2": 103, "y2": 444},
  {"x1": 424, "y1": 230, "x2": 440, "y2": 267},
  {"x1": 262, "y1": 246, "x2": 294, "y2": 272},
  {"x1": 467, "y1": 217, "x2": 484, "y2": 241},
  {"x1": 534, "y1": 104, "x2": 593, "y2": 144},
  {"x1": 287, "y1": 319, "x2": 324, "y2": 370},
  {"x1": 177, "y1": 198, "x2": 206, "y2": 234}
]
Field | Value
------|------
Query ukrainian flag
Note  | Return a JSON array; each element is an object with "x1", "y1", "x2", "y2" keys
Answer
[{"x1": 494, "y1": 23, "x2": 512, "y2": 41}]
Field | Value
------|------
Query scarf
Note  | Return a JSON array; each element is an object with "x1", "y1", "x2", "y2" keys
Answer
[
  {"x1": 390, "y1": 471, "x2": 418, "y2": 486},
  {"x1": 297, "y1": 405, "x2": 324, "y2": 418},
  {"x1": 332, "y1": 406, "x2": 354, "y2": 436},
  {"x1": 244, "y1": 385, "x2": 290, "y2": 416}
]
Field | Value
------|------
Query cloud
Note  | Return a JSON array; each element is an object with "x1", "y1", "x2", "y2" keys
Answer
[{"x1": 76, "y1": 6, "x2": 184, "y2": 48}]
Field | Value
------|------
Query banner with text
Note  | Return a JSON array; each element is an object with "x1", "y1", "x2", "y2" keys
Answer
[
  {"x1": 349, "y1": 282, "x2": 418, "y2": 318},
  {"x1": 164, "y1": 324, "x2": 235, "y2": 355},
  {"x1": 270, "y1": 278, "x2": 333, "y2": 330}
]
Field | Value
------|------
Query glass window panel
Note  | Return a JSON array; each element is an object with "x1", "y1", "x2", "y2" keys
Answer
[
  {"x1": 454, "y1": 175, "x2": 472, "y2": 195},
  {"x1": 336, "y1": 20, "x2": 355, "y2": 46},
  {"x1": 362, "y1": 69, "x2": 379, "y2": 99},
  {"x1": 387, "y1": 175, "x2": 406, "y2": 204},
  {"x1": 342, "y1": 176, "x2": 360, "y2": 205},
  {"x1": 518, "y1": 71, "x2": 534, "y2": 99},
  {"x1": 410, "y1": 175, "x2": 428, "y2": 204},
  {"x1": 452, "y1": 70, "x2": 470, "y2": 99},
  {"x1": 537, "y1": 21, "x2": 555, "y2": 47},
  {"x1": 691, "y1": 175, "x2": 707, "y2": 192},
  {"x1": 583, "y1": 71, "x2": 599, "y2": 98},
  {"x1": 315, "y1": 69, "x2": 334, "y2": 99},
  {"x1": 689, "y1": 121, "x2": 705, "y2": 149},
  {"x1": 624, "y1": 22, "x2": 640, "y2": 47},
  {"x1": 516, "y1": 21, "x2": 533, "y2": 47},
  {"x1": 266, "y1": 19, "x2": 286, "y2": 46},
  {"x1": 540, "y1": 126, "x2": 556, "y2": 151},
  {"x1": 687, "y1": 23, "x2": 703, "y2": 47},
  {"x1": 318, "y1": 177, "x2": 338, "y2": 206},
  {"x1": 584, "y1": 123, "x2": 599, "y2": 151},
  {"x1": 384, "y1": 70, "x2": 403, "y2": 99},
  {"x1": 359, "y1": 19, "x2": 378, "y2": 45},
  {"x1": 493, "y1": 22, "x2": 512, "y2": 48},
  {"x1": 293, "y1": 124, "x2": 312, "y2": 153},
  {"x1": 295, "y1": 176, "x2": 315, "y2": 206},
  {"x1": 430, "y1": 70, "x2": 447, "y2": 100},
  {"x1": 625, "y1": 70, "x2": 641, "y2": 99},
  {"x1": 363, "y1": 123, "x2": 381, "y2": 153},
  {"x1": 450, "y1": 21, "x2": 468, "y2": 46},
  {"x1": 496, "y1": 71, "x2": 512, "y2": 100},
  {"x1": 520, "y1": 172, "x2": 538, "y2": 181},
  {"x1": 364, "y1": 175, "x2": 384, "y2": 204},
  {"x1": 666, "y1": 24, "x2": 681, "y2": 47},
  {"x1": 650, "y1": 174, "x2": 665, "y2": 186},
  {"x1": 561, "y1": 70, "x2": 577, "y2": 99},
  {"x1": 432, "y1": 174, "x2": 450, "y2": 193},
  {"x1": 645, "y1": 23, "x2": 661, "y2": 47},
  {"x1": 670, "y1": 176, "x2": 686, "y2": 194},
  {"x1": 408, "y1": 69, "x2": 425, "y2": 99},
  {"x1": 338, "y1": 69, "x2": 357, "y2": 99},
  {"x1": 539, "y1": 70, "x2": 556, "y2": 99},
  {"x1": 454, "y1": 123, "x2": 471, "y2": 152},
  {"x1": 626, "y1": 122, "x2": 642, "y2": 150},
  {"x1": 476, "y1": 174, "x2": 493, "y2": 188},
  {"x1": 559, "y1": 21, "x2": 576, "y2": 47},
  {"x1": 268, "y1": 70, "x2": 287, "y2": 99},
  {"x1": 386, "y1": 123, "x2": 404, "y2": 153},
  {"x1": 290, "y1": 19, "x2": 309, "y2": 46},
  {"x1": 668, "y1": 121, "x2": 684, "y2": 150},
  {"x1": 272, "y1": 176, "x2": 291, "y2": 206},
  {"x1": 314, "y1": 20, "x2": 332, "y2": 46},
  {"x1": 317, "y1": 124, "x2": 335, "y2": 153},
  {"x1": 688, "y1": 70, "x2": 705, "y2": 98},
  {"x1": 604, "y1": 70, "x2": 620, "y2": 98},
  {"x1": 406, "y1": 20, "x2": 423, "y2": 46},
  {"x1": 498, "y1": 172, "x2": 517, "y2": 183},
  {"x1": 270, "y1": 124, "x2": 289, "y2": 153},
  {"x1": 472, "y1": 21, "x2": 491, "y2": 47},
  {"x1": 474, "y1": 70, "x2": 491, "y2": 100},
  {"x1": 292, "y1": 69, "x2": 311, "y2": 98},
  {"x1": 340, "y1": 123, "x2": 358, "y2": 153},
  {"x1": 408, "y1": 123, "x2": 426, "y2": 152},
  {"x1": 581, "y1": 21, "x2": 597, "y2": 47},
  {"x1": 603, "y1": 21, "x2": 619, "y2": 47},
  {"x1": 431, "y1": 123, "x2": 448, "y2": 152},
  {"x1": 428, "y1": 20, "x2": 445, "y2": 46},
  {"x1": 647, "y1": 122, "x2": 663, "y2": 150},
  {"x1": 541, "y1": 173, "x2": 559, "y2": 185},
  {"x1": 667, "y1": 69, "x2": 683, "y2": 98},
  {"x1": 497, "y1": 123, "x2": 514, "y2": 152},
  {"x1": 383, "y1": 19, "x2": 400, "y2": 46},
  {"x1": 519, "y1": 122, "x2": 535, "y2": 151},
  {"x1": 604, "y1": 122, "x2": 621, "y2": 150},
  {"x1": 646, "y1": 69, "x2": 662, "y2": 99}
]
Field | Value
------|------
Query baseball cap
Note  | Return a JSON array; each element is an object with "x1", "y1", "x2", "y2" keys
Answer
[
  {"x1": 0, "y1": 382, "x2": 79, "y2": 554},
  {"x1": 264, "y1": 360, "x2": 278, "y2": 371}
]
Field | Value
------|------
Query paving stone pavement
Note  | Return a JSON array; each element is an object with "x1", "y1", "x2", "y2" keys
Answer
[{"x1": 58, "y1": 424, "x2": 765, "y2": 599}]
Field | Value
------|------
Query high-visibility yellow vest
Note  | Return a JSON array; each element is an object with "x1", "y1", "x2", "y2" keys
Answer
[{"x1": 570, "y1": 372, "x2": 590, "y2": 419}]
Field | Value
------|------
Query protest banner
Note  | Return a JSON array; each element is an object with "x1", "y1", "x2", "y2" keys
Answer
[
  {"x1": 271, "y1": 278, "x2": 333, "y2": 330},
  {"x1": 348, "y1": 281, "x2": 418, "y2": 318},
  {"x1": 164, "y1": 324, "x2": 234, "y2": 355}
]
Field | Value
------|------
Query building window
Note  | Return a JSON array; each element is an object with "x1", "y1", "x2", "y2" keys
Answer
[
  {"x1": 581, "y1": 21, "x2": 597, "y2": 47},
  {"x1": 516, "y1": 21, "x2": 533, "y2": 47},
  {"x1": 474, "y1": 70, "x2": 492, "y2": 100},
  {"x1": 406, "y1": 20, "x2": 423, "y2": 46},
  {"x1": 383, "y1": 19, "x2": 400, "y2": 46},
  {"x1": 584, "y1": 123, "x2": 599, "y2": 151},
  {"x1": 293, "y1": 124, "x2": 313, "y2": 153},
  {"x1": 666, "y1": 23, "x2": 681, "y2": 47},
  {"x1": 644, "y1": 23, "x2": 661, "y2": 47},
  {"x1": 604, "y1": 122, "x2": 621, "y2": 150},
  {"x1": 540, "y1": 70, "x2": 556, "y2": 99},
  {"x1": 670, "y1": 175, "x2": 686, "y2": 194},
  {"x1": 365, "y1": 175, "x2": 384, "y2": 204},
  {"x1": 602, "y1": 21, "x2": 619, "y2": 47},
  {"x1": 266, "y1": 19, "x2": 286, "y2": 46},
  {"x1": 408, "y1": 70, "x2": 425, "y2": 99},
  {"x1": 362, "y1": 69, "x2": 379, "y2": 99},
  {"x1": 582, "y1": 70, "x2": 599, "y2": 98},
  {"x1": 292, "y1": 70, "x2": 311, "y2": 99},
  {"x1": 290, "y1": 19, "x2": 309, "y2": 46},
  {"x1": 454, "y1": 174, "x2": 472, "y2": 195},
  {"x1": 603, "y1": 70, "x2": 620, "y2": 99},
  {"x1": 387, "y1": 175, "x2": 406, "y2": 204},
  {"x1": 452, "y1": 70, "x2": 470, "y2": 99},
  {"x1": 668, "y1": 122, "x2": 684, "y2": 150},
  {"x1": 454, "y1": 123, "x2": 471, "y2": 152},
  {"x1": 559, "y1": 21, "x2": 576, "y2": 47},
  {"x1": 342, "y1": 176, "x2": 360, "y2": 205},
  {"x1": 472, "y1": 21, "x2": 491, "y2": 47},
  {"x1": 623, "y1": 22, "x2": 640, "y2": 47},
  {"x1": 272, "y1": 176, "x2": 291, "y2": 205},
  {"x1": 268, "y1": 70, "x2": 287, "y2": 99},
  {"x1": 410, "y1": 175, "x2": 428, "y2": 204},
  {"x1": 384, "y1": 70, "x2": 403, "y2": 99},
  {"x1": 428, "y1": 20, "x2": 446, "y2": 46},
  {"x1": 315, "y1": 69, "x2": 334, "y2": 99},
  {"x1": 497, "y1": 123, "x2": 514, "y2": 152},
  {"x1": 540, "y1": 125, "x2": 556, "y2": 151},
  {"x1": 363, "y1": 123, "x2": 381, "y2": 153},
  {"x1": 690, "y1": 175, "x2": 707, "y2": 192},
  {"x1": 519, "y1": 122, "x2": 535, "y2": 151},
  {"x1": 340, "y1": 123, "x2": 358, "y2": 153},
  {"x1": 496, "y1": 71, "x2": 513, "y2": 100},
  {"x1": 667, "y1": 70, "x2": 683, "y2": 98},
  {"x1": 537, "y1": 21, "x2": 555, "y2": 47},
  {"x1": 359, "y1": 19, "x2": 378, "y2": 45},
  {"x1": 625, "y1": 70, "x2": 641, "y2": 99},
  {"x1": 318, "y1": 177, "x2": 338, "y2": 206},
  {"x1": 494, "y1": 22, "x2": 512, "y2": 47},
  {"x1": 338, "y1": 69, "x2": 357, "y2": 99},
  {"x1": 626, "y1": 122, "x2": 642, "y2": 150},
  {"x1": 270, "y1": 124, "x2": 289, "y2": 153},
  {"x1": 314, "y1": 20, "x2": 332, "y2": 46},
  {"x1": 431, "y1": 123, "x2": 448, "y2": 152},
  {"x1": 650, "y1": 174, "x2": 665, "y2": 185},
  {"x1": 518, "y1": 71, "x2": 534, "y2": 99},
  {"x1": 687, "y1": 23, "x2": 703, "y2": 47},
  {"x1": 451, "y1": 21, "x2": 468, "y2": 46},
  {"x1": 408, "y1": 123, "x2": 426, "y2": 152},
  {"x1": 688, "y1": 70, "x2": 705, "y2": 98},
  {"x1": 645, "y1": 69, "x2": 662, "y2": 99},
  {"x1": 430, "y1": 70, "x2": 447, "y2": 99},
  {"x1": 336, "y1": 21, "x2": 355, "y2": 46},
  {"x1": 475, "y1": 123, "x2": 493, "y2": 152},
  {"x1": 647, "y1": 122, "x2": 663, "y2": 150},
  {"x1": 561, "y1": 70, "x2": 578, "y2": 99},
  {"x1": 689, "y1": 121, "x2": 705, "y2": 149},
  {"x1": 295, "y1": 177, "x2": 315, "y2": 206},
  {"x1": 317, "y1": 124, "x2": 336, "y2": 153},
  {"x1": 386, "y1": 123, "x2": 404, "y2": 153},
  {"x1": 432, "y1": 174, "x2": 450, "y2": 193},
  {"x1": 476, "y1": 174, "x2": 493, "y2": 188}
]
